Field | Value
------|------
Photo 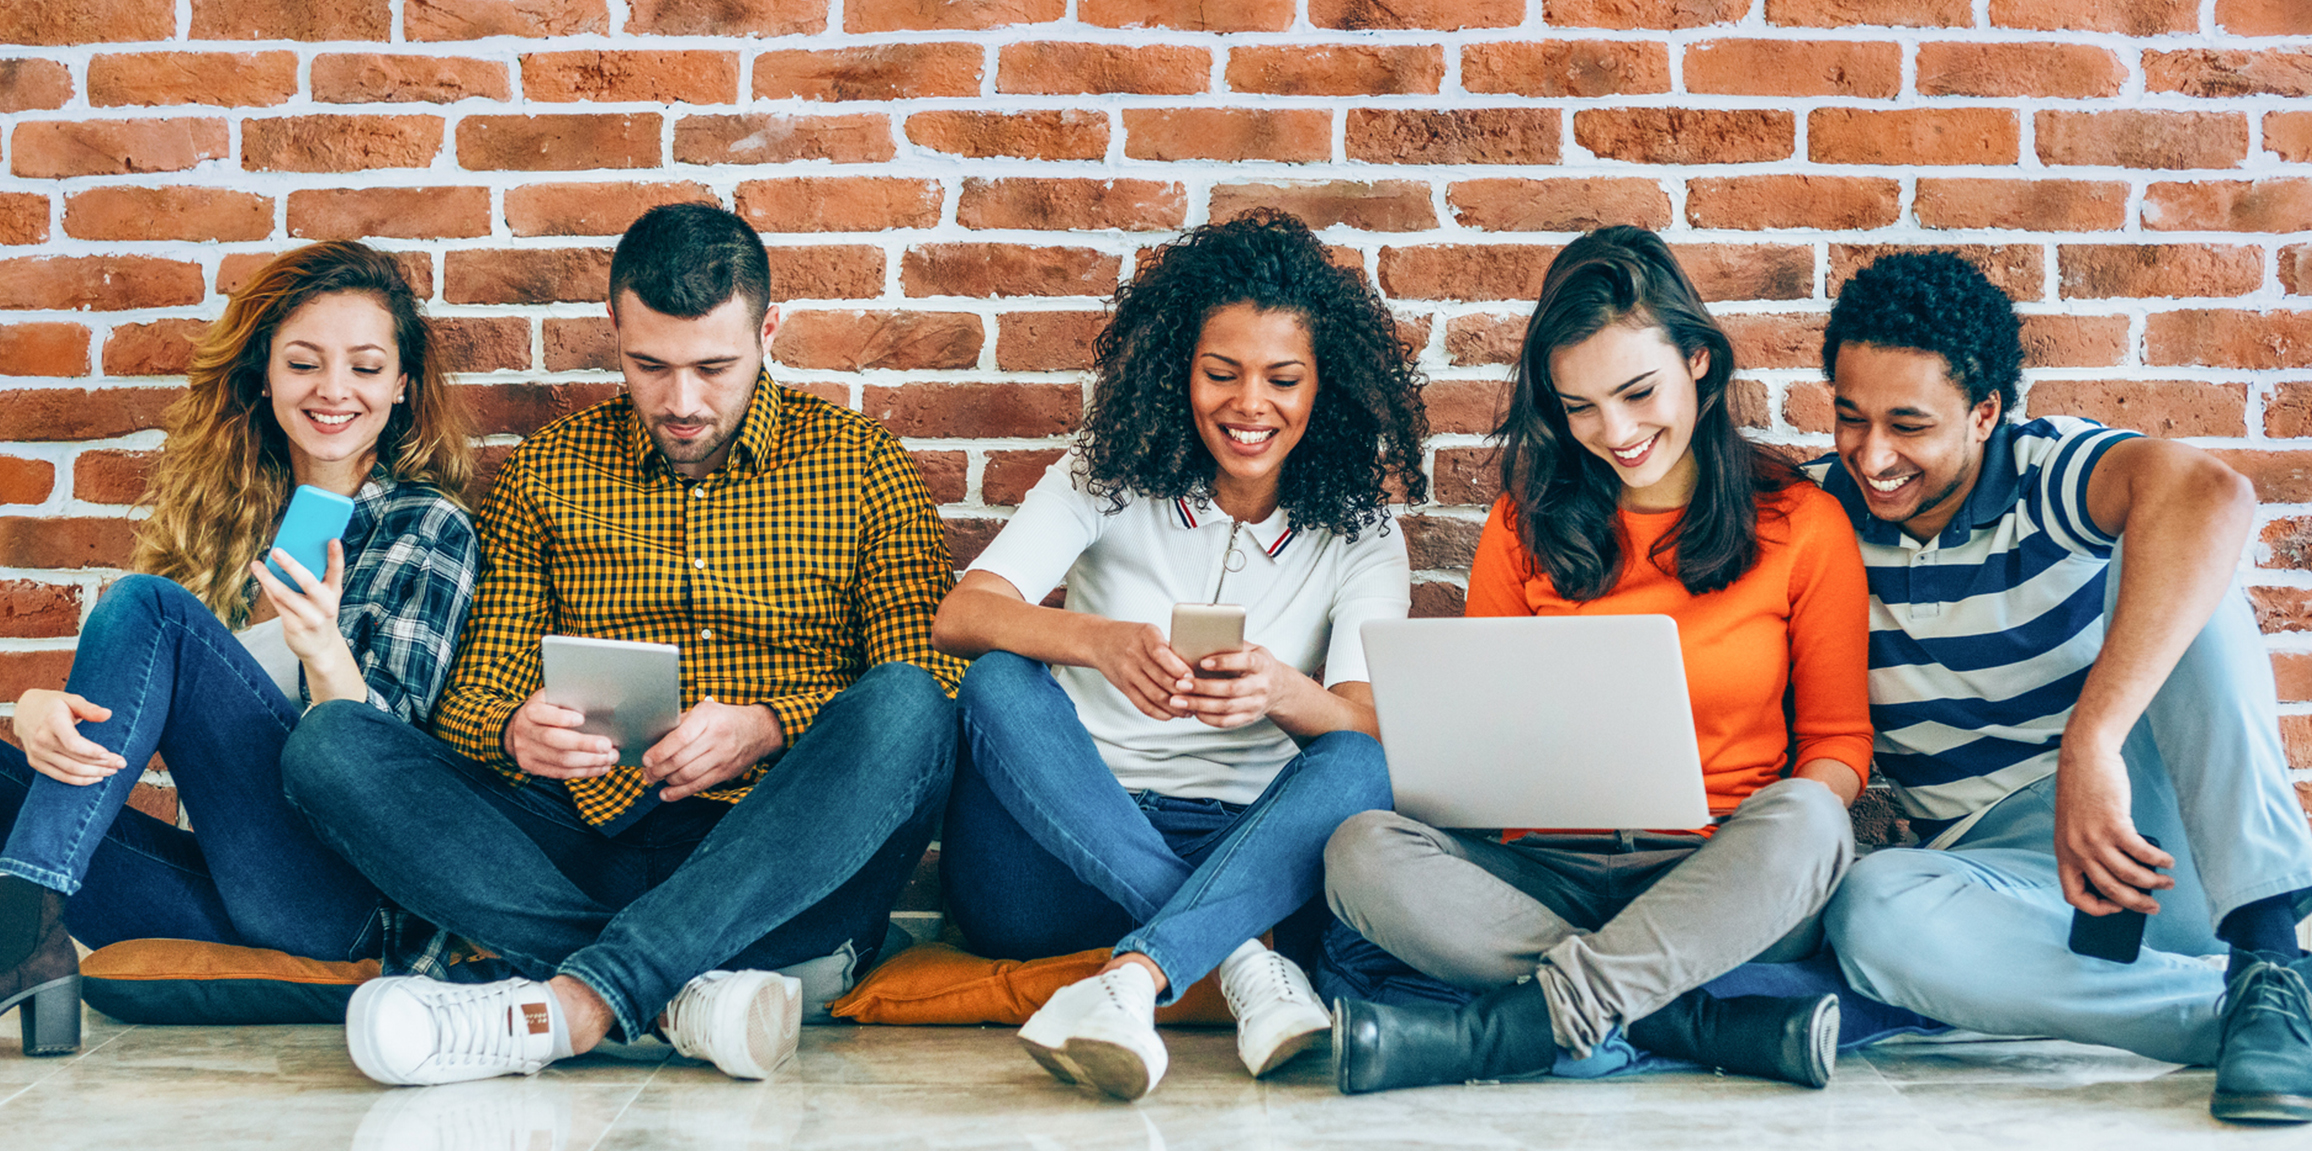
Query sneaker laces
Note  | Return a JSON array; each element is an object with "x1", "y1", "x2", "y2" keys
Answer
[
  {"x1": 1222, "y1": 950, "x2": 1317, "y2": 1018},
  {"x1": 2224, "y1": 963, "x2": 2312, "y2": 1047},
  {"x1": 419, "y1": 982, "x2": 552, "y2": 1073}
]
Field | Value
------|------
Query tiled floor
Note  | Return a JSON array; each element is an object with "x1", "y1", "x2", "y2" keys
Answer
[{"x1": 1, "y1": 1005, "x2": 2304, "y2": 1149}]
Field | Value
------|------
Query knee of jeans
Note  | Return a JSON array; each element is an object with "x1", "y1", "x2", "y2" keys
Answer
[
  {"x1": 1824, "y1": 849, "x2": 1953, "y2": 972},
  {"x1": 1759, "y1": 775, "x2": 1858, "y2": 858},
  {"x1": 1323, "y1": 809, "x2": 1406, "y2": 911},
  {"x1": 957, "y1": 649, "x2": 1040, "y2": 713},
  {"x1": 279, "y1": 700, "x2": 386, "y2": 811},
  {"x1": 853, "y1": 662, "x2": 958, "y2": 757},
  {"x1": 1303, "y1": 730, "x2": 1393, "y2": 810},
  {"x1": 90, "y1": 573, "x2": 185, "y2": 623}
]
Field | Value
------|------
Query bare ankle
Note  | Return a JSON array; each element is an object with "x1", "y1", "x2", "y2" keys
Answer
[
  {"x1": 1099, "y1": 951, "x2": 1170, "y2": 997},
  {"x1": 548, "y1": 974, "x2": 613, "y2": 1054}
]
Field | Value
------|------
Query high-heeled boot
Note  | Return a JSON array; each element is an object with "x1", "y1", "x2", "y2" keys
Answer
[
  {"x1": 0, "y1": 874, "x2": 80, "y2": 1056},
  {"x1": 1331, "y1": 978, "x2": 1563, "y2": 1095},
  {"x1": 1624, "y1": 989, "x2": 1838, "y2": 1088}
]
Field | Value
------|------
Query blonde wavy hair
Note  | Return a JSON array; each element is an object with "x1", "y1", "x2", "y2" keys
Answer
[{"x1": 132, "y1": 242, "x2": 473, "y2": 625}]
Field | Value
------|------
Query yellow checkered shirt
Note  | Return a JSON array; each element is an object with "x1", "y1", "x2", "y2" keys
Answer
[{"x1": 429, "y1": 374, "x2": 966, "y2": 827}]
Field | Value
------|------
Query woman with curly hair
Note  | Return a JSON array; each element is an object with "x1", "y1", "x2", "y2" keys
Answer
[
  {"x1": 0, "y1": 242, "x2": 479, "y2": 1056},
  {"x1": 931, "y1": 212, "x2": 1428, "y2": 1100}
]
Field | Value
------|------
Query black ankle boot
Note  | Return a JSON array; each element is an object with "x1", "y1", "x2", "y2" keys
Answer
[
  {"x1": 1332, "y1": 978, "x2": 1563, "y2": 1095},
  {"x1": 1624, "y1": 989, "x2": 1838, "y2": 1088},
  {"x1": 0, "y1": 875, "x2": 79, "y2": 1056}
]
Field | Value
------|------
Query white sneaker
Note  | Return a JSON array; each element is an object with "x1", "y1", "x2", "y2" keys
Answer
[
  {"x1": 663, "y1": 970, "x2": 802, "y2": 1080},
  {"x1": 1219, "y1": 941, "x2": 1330, "y2": 1077},
  {"x1": 347, "y1": 976, "x2": 567, "y2": 1086},
  {"x1": 1019, "y1": 964, "x2": 1167, "y2": 1100}
]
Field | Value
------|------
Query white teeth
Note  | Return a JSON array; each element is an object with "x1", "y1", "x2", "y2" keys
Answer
[
  {"x1": 1225, "y1": 427, "x2": 1276, "y2": 444},
  {"x1": 309, "y1": 412, "x2": 356, "y2": 426},
  {"x1": 1867, "y1": 474, "x2": 1913, "y2": 493},
  {"x1": 1611, "y1": 434, "x2": 1655, "y2": 462}
]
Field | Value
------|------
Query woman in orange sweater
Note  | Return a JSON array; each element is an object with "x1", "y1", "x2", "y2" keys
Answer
[{"x1": 1323, "y1": 226, "x2": 1872, "y2": 1093}]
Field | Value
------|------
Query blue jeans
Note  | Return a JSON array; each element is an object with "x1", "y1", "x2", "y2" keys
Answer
[
  {"x1": 1827, "y1": 571, "x2": 2312, "y2": 1066},
  {"x1": 941, "y1": 651, "x2": 1392, "y2": 1005},
  {"x1": 279, "y1": 661, "x2": 956, "y2": 1044},
  {"x1": 0, "y1": 574, "x2": 384, "y2": 960}
]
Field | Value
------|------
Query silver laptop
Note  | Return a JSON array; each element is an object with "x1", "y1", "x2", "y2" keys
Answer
[{"x1": 1361, "y1": 616, "x2": 1712, "y2": 830}]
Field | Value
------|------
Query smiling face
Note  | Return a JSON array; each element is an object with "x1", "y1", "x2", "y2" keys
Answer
[
  {"x1": 1830, "y1": 342, "x2": 2001, "y2": 542},
  {"x1": 613, "y1": 289, "x2": 779, "y2": 480},
  {"x1": 267, "y1": 291, "x2": 406, "y2": 493},
  {"x1": 1188, "y1": 302, "x2": 1319, "y2": 523},
  {"x1": 1548, "y1": 321, "x2": 1709, "y2": 512}
]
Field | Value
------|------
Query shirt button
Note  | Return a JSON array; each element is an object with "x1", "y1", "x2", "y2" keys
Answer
[
  {"x1": 700, "y1": 627, "x2": 714, "y2": 640},
  {"x1": 693, "y1": 557, "x2": 707, "y2": 570},
  {"x1": 691, "y1": 486, "x2": 708, "y2": 500}
]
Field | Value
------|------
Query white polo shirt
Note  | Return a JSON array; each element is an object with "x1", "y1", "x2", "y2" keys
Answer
[{"x1": 967, "y1": 452, "x2": 1411, "y2": 804}]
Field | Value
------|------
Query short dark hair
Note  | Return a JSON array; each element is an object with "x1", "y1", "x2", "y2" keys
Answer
[
  {"x1": 609, "y1": 203, "x2": 771, "y2": 320},
  {"x1": 1823, "y1": 251, "x2": 2022, "y2": 419}
]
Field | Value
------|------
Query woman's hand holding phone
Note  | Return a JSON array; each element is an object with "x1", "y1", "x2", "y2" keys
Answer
[
  {"x1": 11, "y1": 688, "x2": 126, "y2": 786},
  {"x1": 1171, "y1": 644, "x2": 1294, "y2": 729},
  {"x1": 249, "y1": 539, "x2": 365, "y2": 704},
  {"x1": 1090, "y1": 619, "x2": 1196, "y2": 721}
]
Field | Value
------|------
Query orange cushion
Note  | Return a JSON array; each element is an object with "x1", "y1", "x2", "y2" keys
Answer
[
  {"x1": 828, "y1": 942, "x2": 1234, "y2": 1026},
  {"x1": 80, "y1": 939, "x2": 380, "y2": 1025}
]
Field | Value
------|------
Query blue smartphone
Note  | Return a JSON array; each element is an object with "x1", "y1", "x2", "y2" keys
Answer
[{"x1": 265, "y1": 485, "x2": 356, "y2": 585}]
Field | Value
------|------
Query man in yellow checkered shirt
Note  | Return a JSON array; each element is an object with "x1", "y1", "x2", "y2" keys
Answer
[{"x1": 283, "y1": 204, "x2": 967, "y2": 1087}]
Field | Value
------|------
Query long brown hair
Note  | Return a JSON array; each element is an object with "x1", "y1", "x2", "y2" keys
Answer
[{"x1": 133, "y1": 242, "x2": 472, "y2": 624}]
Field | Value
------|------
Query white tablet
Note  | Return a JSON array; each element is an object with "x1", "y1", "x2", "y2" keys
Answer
[{"x1": 539, "y1": 635, "x2": 682, "y2": 767}]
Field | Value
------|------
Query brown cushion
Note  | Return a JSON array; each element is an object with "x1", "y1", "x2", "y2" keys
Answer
[
  {"x1": 79, "y1": 939, "x2": 378, "y2": 1025},
  {"x1": 828, "y1": 942, "x2": 1235, "y2": 1026}
]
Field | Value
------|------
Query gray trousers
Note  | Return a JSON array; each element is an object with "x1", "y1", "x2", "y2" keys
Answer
[{"x1": 1324, "y1": 777, "x2": 1854, "y2": 1058}]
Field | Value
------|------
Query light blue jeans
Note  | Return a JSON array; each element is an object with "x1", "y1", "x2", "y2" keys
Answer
[{"x1": 1826, "y1": 565, "x2": 2312, "y2": 1067}]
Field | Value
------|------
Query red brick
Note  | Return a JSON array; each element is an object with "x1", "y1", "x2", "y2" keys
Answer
[
  {"x1": 0, "y1": 258, "x2": 203, "y2": 312},
  {"x1": 1461, "y1": 40, "x2": 1670, "y2": 98},
  {"x1": 434, "y1": 317, "x2": 531, "y2": 373},
  {"x1": 2214, "y1": 450, "x2": 2312, "y2": 502},
  {"x1": 1353, "y1": 108, "x2": 1562, "y2": 166},
  {"x1": 1668, "y1": 244, "x2": 1814, "y2": 302},
  {"x1": 2263, "y1": 384, "x2": 2312, "y2": 438},
  {"x1": 462, "y1": 382, "x2": 623, "y2": 438},
  {"x1": 2286, "y1": 245, "x2": 2311, "y2": 297},
  {"x1": 1229, "y1": 44, "x2": 1442, "y2": 96},
  {"x1": 908, "y1": 450, "x2": 967, "y2": 505},
  {"x1": 505, "y1": 181, "x2": 715, "y2": 238},
  {"x1": 1313, "y1": 0, "x2": 1520, "y2": 27},
  {"x1": 312, "y1": 54, "x2": 510, "y2": 103},
  {"x1": 2250, "y1": 585, "x2": 2312, "y2": 631},
  {"x1": 460, "y1": 114, "x2": 660, "y2": 171},
  {"x1": 1810, "y1": 108, "x2": 2019, "y2": 166},
  {"x1": 2277, "y1": 653, "x2": 2312, "y2": 702},
  {"x1": 444, "y1": 248, "x2": 612, "y2": 305},
  {"x1": 1990, "y1": 0, "x2": 2194, "y2": 34},
  {"x1": 676, "y1": 113, "x2": 891, "y2": 165},
  {"x1": 999, "y1": 42, "x2": 1207, "y2": 95},
  {"x1": 845, "y1": 0, "x2": 1064, "y2": 32},
  {"x1": 1433, "y1": 447, "x2": 1502, "y2": 506},
  {"x1": 2037, "y1": 111, "x2": 2247, "y2": 171},
  {"x1": 11, "y1": 118, "x2": 228, "y2": 178},
  {"x1": 0, "y1": 194, "x2": 46, "y2": 246},
  {"x1": 2024, "y1": 379, "x2": 2245, "y2": 437},
  {"x1": 902, "y1": 244, "x2": 1119, "y2": 299},
  {"x1": 1766, "y1": 0, "x2": 1969, "y2": 24},
  {"x1": 626, "y1": 0, "x2": 824, "y2": 35},
  {"x1": 773, "y1": 310, "x2": 983, "y2": 371},
  {"x1": 0, "y1": 579, "x2": 77, "y2": 636},
  {"x1": 1081, "y1": 0, "x2": 1291, "y2": 30},
  {"x1": 1423, "y1": 378, "x2": 1514, "y2": 434},
  {"x1": 0, "y1": 60, "x2": 70, "y2": 113},
  {"x1": 1917, "y1": 42, "x2": 2127, "y2": 99},
  {"x1": 1209, "y1": 181, "x2": 1437, "y2": 232},
  {"x1": 1830, "y1": 244, "x2": 2043, "y2": 302},
  {"x1": 1546, "y1": 0, "x2": 1748, "y2": 29},
  {"x1": 406, "y1": 0, "x2": 607, "y2": 38},
  {"x1": 1411, "y1": 580, "x2": 1466, "y2": 618},
  {"x1": 90, "y1": 52, "x2": 297, "y2": 107},
  {"x1": 2218, "y1": 0, "x2": 2309, "y2": 36},
  {"x1": 1128, "y1": 108, "x2": 1333, "y2": 163},
  {"x1": 993, "y1": 312, "x2": 1102, "y2": 373},
  {"x1": 243, "y1": 115, "x2": 442, "y2": 173},
  {"x1": 220, "y1": 252, "x2": 431, "y2": 297},
  {"x1": 0, "y1": 0, "x2": 171, "y2": 44},
  {"x1": 0, "y1": 324, "x2": 87, "y2": 376},
  {"x1": 958, "y1": 178, "x2": 1184, "y2": 233},
  {"x1": 2262, "y1": 517, "x2": 2312, "y2": 570},
  {"x1": 102, "y1": 320, "x2": 206, "y2": 377},
  {"x1": 766, "y1": 247, "x2": 885, "y2": 300},
  {"x1": 2059, "y1": 245, "x2": 2261, "y2": 301},
  {"x1": 1721, "y1": 313, "x2": 1829, "y2": 370},
  {"x1": 62, "y1": 187, "x2": 272, "y2": 243},
  {"x1": 983, "y1": 448, "x2": 1066, "y2": 505},
  {"x1": 1685, "y1": 175, "x2": 1899, "y2": 231},
  {"x1": 2148, "y1": 310, "x2": 2312, "y2": 370},
  {"x1": 941, "y1": 516, "x2": 1002, "y2": 568},
  {"x1": 1400, "y1": 514, "x2": 1484, "y2": 571},
  {"x1": 865, "y1": 382, "x2": 1082, "y2": 438},
  {"x1": 1449, "y1": 177, "x2": 1671, "y2": 233},
  {"x1": 2147, "y1": 49, "x2": 2312, "y2": 98},
  {"x1": 0, "y1": 650, "x2": 75, "y2": 697},
  {"x1": 754, "y1": 44, "x2": 981, "y2": 101},
  {"x1": 70, "y1": 450, "x2": 156, "y2": 503},
  {"x1": 1686, "y1": 39, "x2": 1900, "y2": 98},
  {"x1": 0, "y1": 518, "x2": 135, "y2": 569},
  {"x1": 190, "y1": 0, "x2": 387, "y2": 39},
  {"x1": 906, "y1": 110, "x2": 1105, "y2": 161},
  {"x1": 1915, "y1": 179, "x2": 2128, "y2": 231},
  {"x1": 287, "y1": 186, "x2": 489, "y2": 241},
  {"x1": 1379, "y1": 245, "x2": 1561, "y2": 303},
  {"x1": 736, "y1": 177, "x2": 941, "y2": 233},
  {"x1": 2021, "y1": 315, "x2": 2129, "y2": 369},
  {"x1": 1783, "y1": 381, "x2": 1834, "y2": 433},
  {"x1": 2143, "y1": 180, "x2": 2312, "y2": 233},
  {"x1": 1576, "y1": 109, "x2": 1791, "y2": 165},
  {"x1": 522, "y1": 50, "x2": 738, "y2": 104},
  {"x1": 542, "y1": 318, "x2": 616, "y2": 371}
]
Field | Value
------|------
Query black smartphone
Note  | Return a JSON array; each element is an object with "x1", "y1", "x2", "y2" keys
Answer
[{"x1": 2066, "y1": 834, "x2": 2161, "y2": 964}]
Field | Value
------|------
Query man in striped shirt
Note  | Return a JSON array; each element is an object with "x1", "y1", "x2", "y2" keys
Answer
[{"x1": 1807, "y1": 252, "x2": 2312, "y2": 1124}]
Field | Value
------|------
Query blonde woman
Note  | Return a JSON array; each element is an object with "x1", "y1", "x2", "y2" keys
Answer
[{"x1": 0, "y1": 242, "x2": 478, "y2": 1055}]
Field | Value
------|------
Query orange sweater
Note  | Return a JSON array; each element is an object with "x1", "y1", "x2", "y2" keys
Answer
[{"x1": 1466, "y1": 483, "x2": 1873, "y2": 820}]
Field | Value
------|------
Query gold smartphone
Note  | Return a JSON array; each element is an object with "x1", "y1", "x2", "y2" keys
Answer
[{"x1": 1170, "y1": 603, "x2": 1247, "y2": 678}]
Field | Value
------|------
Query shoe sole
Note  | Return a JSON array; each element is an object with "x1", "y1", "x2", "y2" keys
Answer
[
  {"x1": 1064, "y1": 1037, "x2": 1155, "y2": 1101},
  {"x1": 1245, "y1": 1016, "x2": 1327, "y2": 1078},
  {"x1": 345, "y1": 978, "x2": 422, "y2": 1086},
  {"x1": 713, "y1": 972, "x2": 802, "y2": 1080},
  {"x1": 1330, "y1": 999, "x2": 1353, "y2": 1095},
  {"x1": 2212, "y1": 1091, "x2": 2312, "y2": 1124},
  {"x1": 1796, "y1": 995, "x2": 1839, "y2": 1090},
  {"x1": 1018, "y1": 1035, "x2": 1085, "y2": 1086}
]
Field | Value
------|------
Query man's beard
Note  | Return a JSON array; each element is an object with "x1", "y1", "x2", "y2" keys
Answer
[{"x1": 648, "y1": 413, "x2": 741, "y2": 467}]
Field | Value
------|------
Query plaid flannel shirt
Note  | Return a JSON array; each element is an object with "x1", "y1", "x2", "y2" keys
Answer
[{"x1": 427, "y1": 374, "x2": 966, "y2": 828}]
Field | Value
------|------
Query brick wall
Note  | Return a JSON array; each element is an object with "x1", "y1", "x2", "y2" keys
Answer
[{"x1": 1, "y1": 1, "x2": 2309, "y2": 813}]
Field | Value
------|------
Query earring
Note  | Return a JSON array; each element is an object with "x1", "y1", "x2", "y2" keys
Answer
[
  {"x1": 260, "y1": 388, "x2": 270, "y2": 397},
  {"x1": 395, "y1": 393, "x2": 405, "y2": 404}
]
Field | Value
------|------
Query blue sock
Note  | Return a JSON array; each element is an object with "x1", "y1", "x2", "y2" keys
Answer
[{"x1": 2221, "y1": 893, "x2": 2306, "y2": 977}]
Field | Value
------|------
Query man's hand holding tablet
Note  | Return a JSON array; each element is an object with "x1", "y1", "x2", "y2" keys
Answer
[
  {"x1": 639, "y1": 700, "x2": 784, "y2": 801},
  {"x1": 511, "y1": 636, "x2": 787, "y2": 800}
]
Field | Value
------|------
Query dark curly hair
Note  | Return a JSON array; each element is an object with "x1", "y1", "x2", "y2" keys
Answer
[
  {"x1": 1075, "y1": 211, "x2": 1428, "y2": 540},
  {"x1": 1823, "y1": 251, "x2": 2022, "y2": 419}
]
